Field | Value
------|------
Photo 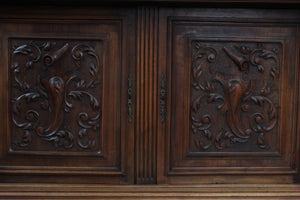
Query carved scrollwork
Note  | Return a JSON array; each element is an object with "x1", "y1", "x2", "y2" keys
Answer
[
  {"x1": 71, "y1": 44, "x2": 100, "y2": 89},
  {"x1": 11, "y1": 43, "x2": 41, "y2": 92},
  {"x1": 191, "y1": 41, "x2": 280, "y2": 151},
  {"x1": 10, "y1": 39, "x2": 102, "y2": 152},
  {"x1": 249, "y1": 49, "x2": 280, "y2": 80},
  {"x1": 77, "y1": 112, "x2": 100, "y2": 149},
  {"x1": 192, "y1": 42, "x2": 217, "y2": 91}
]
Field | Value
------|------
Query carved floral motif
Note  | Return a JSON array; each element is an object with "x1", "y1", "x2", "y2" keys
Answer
[
  {"x1": 191, "y1": 41, "x2": 280, "y2": 151},
  {"x1": 10, "y1": 39, "x2": 102, "y2": 151}
]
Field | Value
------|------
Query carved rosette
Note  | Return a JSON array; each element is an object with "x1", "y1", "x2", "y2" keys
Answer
[
  {"x1": 10, "y1": 39, "x2": 102, "y2": 152},
  {"x1": 190, "y1": 41, "x2": 280, "y2": 152}
]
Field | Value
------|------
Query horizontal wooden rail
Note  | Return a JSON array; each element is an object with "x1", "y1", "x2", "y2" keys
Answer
[{"x1": 0, "y1": 184, "x2": 300, "y2": 199}]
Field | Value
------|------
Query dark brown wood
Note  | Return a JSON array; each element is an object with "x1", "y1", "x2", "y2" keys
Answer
[
  {"x1": 135, "y1": 7, "x2": 159, "y2": 184},
  {"x1": 3, "y1": 0, "x2": 300, "y2": 7},
  {"x1": 0, "y1": 7, "x2": 136, "y2": 184},
  {"x1": 158, "y1": 8, "x2": 300, "y2": 184},
  {"x1": 0, "y1": 2, "x2": 300, "y2": 195},
  {"x1": 10, "y1": 39, "x2": 102, "y2": 153}
]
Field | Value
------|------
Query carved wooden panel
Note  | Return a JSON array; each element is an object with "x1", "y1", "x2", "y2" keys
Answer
[
  {"x1": 9, "y1": 39, "x2": 103, "y2": 154},
  {"x1": 190, "y1": 41, "x2": 280, "y2": 153},
  {"x1": 0, "y1": 9, "x2": 135, "y2": 183},
  {"x1": 159, "y1": 10, "x2": 300, "y2": 183}
]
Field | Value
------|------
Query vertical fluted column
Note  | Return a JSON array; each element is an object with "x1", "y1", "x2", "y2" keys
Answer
[{"x1": 136, "y1": 7, "x2": 158, "y2": 184}]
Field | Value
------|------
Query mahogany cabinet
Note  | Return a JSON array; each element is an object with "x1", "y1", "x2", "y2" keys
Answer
[{"x1": 0, "y1": 1, "x2": 300, "y2": 194}]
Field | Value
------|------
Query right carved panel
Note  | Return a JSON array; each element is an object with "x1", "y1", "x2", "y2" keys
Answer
[
  {"x1": 164, "y1": 17, "x2": 299, "y2": 181},
  {"x1": 190, "y1": 41, "x2": 281, "y2": 153}
]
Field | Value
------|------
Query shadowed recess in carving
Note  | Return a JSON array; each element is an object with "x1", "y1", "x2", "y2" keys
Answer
[
  {"x1": 10, "y1": 39, "x2": 102, "y2": 152},
  {"x1": 190, "y1": 41, "x2": 280, "y2": 152}
]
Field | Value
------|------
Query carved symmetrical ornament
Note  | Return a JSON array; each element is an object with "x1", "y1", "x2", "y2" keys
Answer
[
  {"x1": 191, "y1": 41, "x2": 281, "y2": 152},
  {"x1": 10, "y1": 39, "x2": 102, "y2": 152}
]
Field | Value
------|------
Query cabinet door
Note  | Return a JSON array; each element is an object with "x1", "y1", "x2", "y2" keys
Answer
[
  {"x1": 0, "y1": 8, "x2": 135, "y2": 184},
  {"x1": 157, "y1": 8, "x2": 300, "y2": 184}
]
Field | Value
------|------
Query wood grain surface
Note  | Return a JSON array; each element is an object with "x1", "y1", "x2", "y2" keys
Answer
[
  {"x1": 0, "y1": 184, "x2": 300, "y2": 199},
  {"x1": 0, "y1": 2, "x2": 299, "y2": 192}
]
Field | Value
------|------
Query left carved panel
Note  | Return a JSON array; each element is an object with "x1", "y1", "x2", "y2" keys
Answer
[
  {"x1": 0, "y1": 9, "x2": 135, "y2": 183},
  {"x1": 9, "y1": 39, "x2": 103, "y2": 154}
]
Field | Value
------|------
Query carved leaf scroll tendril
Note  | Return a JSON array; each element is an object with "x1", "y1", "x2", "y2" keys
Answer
[
  {"x1": 192, "y1": 42, "x2": 217, "y2": 91},
  {"x1": 250, "y1": 49, "x2": 280, "y2": 80},
  {"x1": 190, "y1": 41, "x2": 280, "y2": 151},
  {"x1": 11, "y1": 43, "x2": 41, "y2": 92},
  {"x1": 10, "y1": 41, "x2": 102, "y2": 151},
  {"x1": 71, "y1": 44, "x2": 100, "y2": 89},
  {"x1": 77, "y1": 112, "x2": 100, "y2": 149}
]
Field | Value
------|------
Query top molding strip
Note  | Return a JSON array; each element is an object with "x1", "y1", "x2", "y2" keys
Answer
[{"x1": 2, "y1": 0, "x2": 300, "y2": 6}]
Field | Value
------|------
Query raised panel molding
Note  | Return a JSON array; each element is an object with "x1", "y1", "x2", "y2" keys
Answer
[
  {"x1": 161, "y1": 10, "x2": 300, "y2": 182},
  {"x1": 0, "y1": 9, "x2": 136, "y2": 183}
]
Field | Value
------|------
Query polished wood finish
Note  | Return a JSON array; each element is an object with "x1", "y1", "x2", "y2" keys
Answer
[
  {"x1": 157, "y1": 7, "x2": 300, "y2": 184},
  {"x1": 135, "y1": 7, "x2": 159, "y2": 184},
  {"x1": 0, "y1": 184, "x2": 300, "y2": 199},
  {"x1": 0, "y1": 2, "x2": 300, "y2": 199},
  {"x1": 0, "y1": 7, "x2": 136, "y2": 184}
]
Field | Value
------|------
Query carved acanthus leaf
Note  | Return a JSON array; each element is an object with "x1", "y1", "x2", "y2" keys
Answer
[
  {"x1": 10, "y1": 40, "x2": 102, "y2": 151},
  {"x1": 190, "y1": 41, "x2": 280, "y2": 151}
]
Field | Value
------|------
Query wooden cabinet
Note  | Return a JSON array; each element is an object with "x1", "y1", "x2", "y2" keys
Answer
[{"x1": 0, "y1": 2, "x2": 300, "y2": 192}]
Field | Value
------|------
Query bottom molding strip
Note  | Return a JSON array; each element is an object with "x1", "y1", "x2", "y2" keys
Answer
[{"x1": 0, "y1": 184, "x2": 300, "y2": 199}]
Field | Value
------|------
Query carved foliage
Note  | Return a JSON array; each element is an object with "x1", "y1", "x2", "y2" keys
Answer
[
  {"x1": 191, "y1": 41, "x2": 280, "y2": 152},
  {"x1": 10, "y1": 39, "x2": 102, "y2": 152}
]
